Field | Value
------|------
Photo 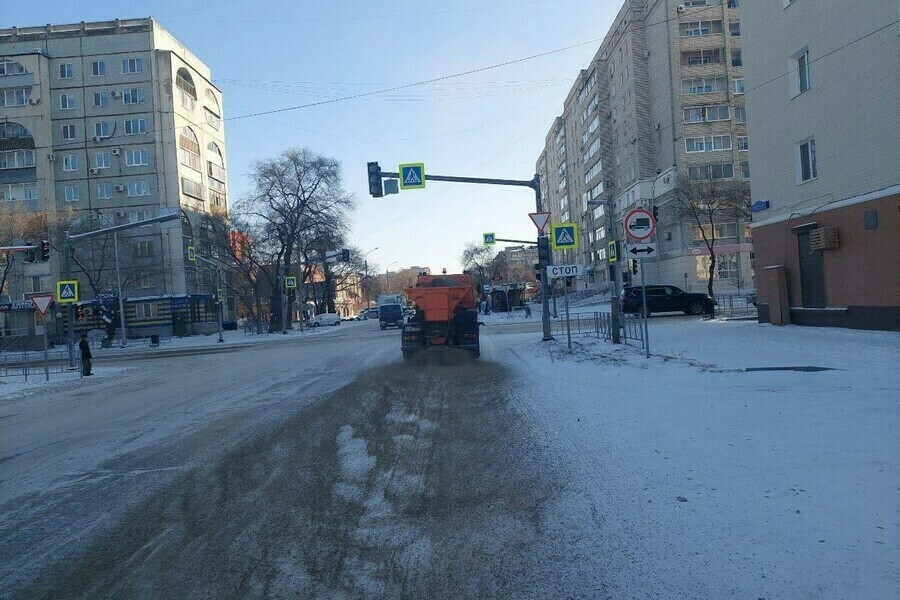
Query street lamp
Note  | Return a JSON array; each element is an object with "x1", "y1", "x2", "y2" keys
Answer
[
  {"x1": 385, "y1": 261, "x2": 398, "y2": 293},
  {"x1": 363, "y1": 247, "x2": 379, "y2": 310}
]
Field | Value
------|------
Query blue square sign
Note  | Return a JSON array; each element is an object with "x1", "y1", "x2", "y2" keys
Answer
[{"x1": 399, "y1": 163, "x2": 425, "y2": 190}]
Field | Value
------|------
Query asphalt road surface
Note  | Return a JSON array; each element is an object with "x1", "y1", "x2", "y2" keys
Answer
[{"x1": 1, "y1": 321, "x2": 603, "y2": 599}]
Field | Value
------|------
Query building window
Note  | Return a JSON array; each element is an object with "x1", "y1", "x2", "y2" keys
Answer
[
  {"x1": 731, "y1": 50, "x2": 742, "y2": 67},
  {"x1": 696, "y1": 253, "x2": 739, "y2": 280},
  {"x1": 683, "y1": 104, "x2": 730, "y2": 123},
  {"x1": 123, "y1": 88, "x2": 146, "y2": 104},
  {"x1": 92, "y1": 60, "x2": 106, "y2": 76},
  {"x1": 734, "y1": 106, "x2": 746, "y2": 123},
  {"x1": 122, "y1": 57, "x2": 144, "y2": 74},
  {"x1": 62, "y1": 124, "x2": 76, "y2": 140},
  {"x1": 176, "y1": 68, "x2": 197, "y2": 111},
  {"x1": 97, "y1": 183, "x2": 113, "y2": 199},
  {"x1": 63, "y1": 154, "x2": 79, "y2": 171},
  {"x1": 64, "y1": 185, "x2": 79, "y2": 202},
  {"x1": 95, "y1": 151, "x2": 111, "y2": 169},
  {"x1": 0, "y1": 88, "x2": 27, "y2": 107},
  {"x1": 582, "y1": 137, "x2": 601, "y2": 164},
  {"x1": 864, "y1": 211, "x2": 878, "y2": 230},
  {"x1": 0, "y1": 183, "x2": 37, "y2": 202},
  {"x1": 94, "y1": 121, "x2": 110, "y2": 138},
  {"x1": 736, "y1": 136, "x2": 748, "y2": 151},
  {"x1": 134, "y1": 272, "x2": 155, "y2": 291},
  {"x1": 134, "y1": 241, "x2": 154, "y2": 257},
  {"x1": 682, "y1": 77, "x2": 727, "y2": 95},
  {"x1": 59, "y1": 63, "x2": 74, "y2": 79},
  {"x1": 181, "y1": 177, "x2": 204, "y2": 199},
  {"x1": 127, "y1": 180, "x2": 151, "y2": 196},
  {"x1": 797, "y1": 138, "x2": 817, "y2": 182},
  {"x1": 178, "y1": 127, "x2": 202, "y2": 170},
  {"x1": 688, "y1": 163, "x2": 734, "y2": 181},
  {"x1": 0, "y1": 149, "x2": 35, "y2": 169},
  {"x1": 740, "y1": 161, "x2": 750, "y2": 179},
  {"x1": 729, "y1": 21, "x2": 740, "y2": 36},
  {"x1": 125, "y1": 148, "x2": 149, "y2": 166},
  {"x1": 732, "y1": 78, "x2": 745, "y2": 94},
  {"x1": 93, "y1": 91, "x2": 108, "y2": 107},
  {"x1": 727, "y1": 0, "x2": 740, "y2": 7},
  {"x1": 584, "y1": 160, "x2": 602, "y2": 184},
  {"x1": 134, "y1": 301, "x2": 158, "y2": 318},
  {"x1": 60, "y1": 94, "x2": 75, "y2": 110},
  {"x1": 0, "y1": 60, "x2": 27, "y2": 76},
  {"x1": 124, "y1": 119, "x2": 146, "y2": 135},
  {"x1": 798, "y1": 50, "x2": 810, "y2": 93},
  {"x1": 681, "y1": 49, "x2": 724, "y2": 66},
  {"x1": 685, "y1": 135, "x2": 731, "y2": 153},
  {"x1": 679, "y1": 20, "x2": 723, "y2": 36}
]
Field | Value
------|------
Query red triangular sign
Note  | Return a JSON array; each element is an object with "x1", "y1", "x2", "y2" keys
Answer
[
  {"x1": 31, "y1": 294, "x2": 54, "y2": 316},
  {"x1": 529, "y1": 212, "x2": 551, "y2": 233}
]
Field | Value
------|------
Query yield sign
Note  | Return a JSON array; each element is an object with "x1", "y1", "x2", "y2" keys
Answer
[
  {"x1": 528, "y1": 212, "x2": 551, "y2": 234},
  {"x1": 31, "y1": 294, "x2": 54, "y2": 316}
]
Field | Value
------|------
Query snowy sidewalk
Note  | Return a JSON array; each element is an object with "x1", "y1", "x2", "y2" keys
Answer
[{"x1": 493, "y1": 321, "x2": 899, "y2": 598}]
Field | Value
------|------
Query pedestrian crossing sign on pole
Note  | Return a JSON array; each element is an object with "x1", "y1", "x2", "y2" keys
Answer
[
  {"x1": 550, "y1": 223, "x2": 579, "y2": 250},
  {"x1": 284, "y1": 276, "x2": 297, "y2": 289},
  {"x1": 398, "y1": 163, "x2": 425, "y2": 190},
  {"x1": 483, "y1": 233, "x2": 496, "y2": 246},
  {"x1": 56, "y1": 280, "x2": 79, "y2": 304}
]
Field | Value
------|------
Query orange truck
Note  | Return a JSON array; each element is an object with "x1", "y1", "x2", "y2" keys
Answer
[{"x1": 402, "y1": 273, "x2": 480, "y2": 360}]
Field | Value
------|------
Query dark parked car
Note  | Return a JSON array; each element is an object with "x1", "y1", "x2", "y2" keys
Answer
[{"x1": 621, "y1": 285, "x2": 714, "y2": 316}]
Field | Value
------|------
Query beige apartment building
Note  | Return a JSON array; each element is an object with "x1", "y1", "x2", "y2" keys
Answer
[
  {"x1": 742, "y1": 0, "x2": 899, "y2": 330},
  {"x1": 0, "y1": 18, "x2": 231, "y2": 343},
  {"x1": 537, "y1": 0, "x2": 753, "y2": 295}
]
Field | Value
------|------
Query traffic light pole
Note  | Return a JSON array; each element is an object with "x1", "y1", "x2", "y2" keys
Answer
[{"x1": 379, "y1": 170, "x2": 553, "y2": 341}]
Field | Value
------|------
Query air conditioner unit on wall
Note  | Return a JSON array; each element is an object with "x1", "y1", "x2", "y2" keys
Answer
[
  {"x1": 47, "y1": 153, "x2": 56, "y2": 161},
  {"x1": 111, "y1": 90, "x2": 121, "y2": 98},
  {"x1": 809, "y1": 227, "x2": 839, "y2": 250},
  {"x1": 111, "y1": 148, "x2": 121, "y2": 155},
  {"x1": 91, "y1": 136, "x2": 102, "y2": 143},
  {"x1": 677, "y1": 4, "x2": 686, "y2": 12},
  {"x1": 115, "y1": 184, "x2": 125, "y2": 192},
  {"x1": 89, "y1": 168, "x2": 99, "y2": 175},
  {"x1": 28, "y1": 98, "x2": 40, "y2": 105}
]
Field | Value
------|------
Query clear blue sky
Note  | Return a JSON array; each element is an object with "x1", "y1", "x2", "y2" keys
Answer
[{"x1": 7, "y1": 0, "x2": 619, "y2": 273}]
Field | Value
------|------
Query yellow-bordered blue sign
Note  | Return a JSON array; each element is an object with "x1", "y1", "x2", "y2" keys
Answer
[
  {"x1": 551, "y1": 222, "x2": 578, "y2": 250},
  {"x1": 399, "y1": 163, "x2": 425, "y2": 190},
  {"x1": 483, "y1": 233, "x2": 496, "y2": 246},
  {"x1": 56, "y1": 280, "x2": 79, "y2": 304},
  {"x1": 284, "y1": 276, "x2": 297, "y2": 289}
]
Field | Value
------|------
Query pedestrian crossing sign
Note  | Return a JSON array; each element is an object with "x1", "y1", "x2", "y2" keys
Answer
[
  {"x1": 483, "y1": 233, "x2": 496, "y2": 246},
  {"x1": 551, "y1": 223, "x2": 578, "y2": 250},
  {"x1": 56, "y1": 280, "x2": 79, "y2": 304},
  {"x1": 399, "y1": 163, "x2": 425, "y2": 190},
  {"x1": 284, "y1": 276, "x2": 297, "y2": 289}
]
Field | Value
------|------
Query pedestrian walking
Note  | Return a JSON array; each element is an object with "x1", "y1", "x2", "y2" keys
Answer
[{"x1": 79, "y1": 334, "x2": 92, "y2": 376}]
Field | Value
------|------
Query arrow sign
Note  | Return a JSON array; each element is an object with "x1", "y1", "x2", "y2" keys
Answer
[
  {"x1": 30, "y1": 294, "x2": 54, "y2": 316},
  {"x1": 626, "y1": 243, "x2": 657, "y2": 257},
  {"x1": 528, "y1": 212, "x2": 551, "y2": 234}
]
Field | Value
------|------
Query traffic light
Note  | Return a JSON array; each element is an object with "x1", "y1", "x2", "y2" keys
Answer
[
  {"x1": 74, "y1": 305, "x2": 85, "y2": 321},
  {"x1": 537, "y1": 236, "x2": 551, "y2": 265},
  {"x1": 534, "y1": 262, "x2": 541, "y2": 281},
  {"x1": 40, "y1": 239, "x2": 50, "y2": 261},
  {"x1": 367, "y1": 162, "x2": 383, "y2": 198},
  {"x1": 630, "y1": 259, "x2": 638, "y2": 275},
  {"x1": 341, "y1": 248, "x2": 351, "y2": 262},
  {"x1": 652, "y1": 205, "x2": 659, "y2": 220}
]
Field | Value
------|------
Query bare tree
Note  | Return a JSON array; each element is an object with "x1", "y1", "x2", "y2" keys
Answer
[
  {"x1": 460, "y1": 242, "x2": 496, "y2": 290},
  {"x1": 0, "y1": 205, "x2": 47, "y2": 300},
  {"x1": 240, "y1": 148, "x2": 355, "y2": 330},
  {"x1": 675, "y1": 178, "x2": 751, "y2": 305}
]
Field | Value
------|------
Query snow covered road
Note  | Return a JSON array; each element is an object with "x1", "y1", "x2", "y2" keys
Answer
[{"x1": 1, "y1": 318, "x2": 896, "y2": 599}]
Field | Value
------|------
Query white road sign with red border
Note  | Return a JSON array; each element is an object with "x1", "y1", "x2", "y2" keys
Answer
[
  {"x1": 528, "y1": 211, "x2": 552, "y2": 234},
  {"x1": 30, "y1": 294, "x2": 54, "y2": 316},
  {"x1": 624, "y1": 208, "x2": 656, "y2": 241}
]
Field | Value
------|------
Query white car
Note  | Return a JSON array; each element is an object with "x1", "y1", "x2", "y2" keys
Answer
[{"x1": 310, "y1": 313, "x2": 340, "y2": 327}]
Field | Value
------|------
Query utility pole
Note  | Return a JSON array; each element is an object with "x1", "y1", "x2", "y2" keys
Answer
[
  {"x1": 195, "y1": 254, "x2": 224, "y2": 343},
  {"x1": 607, "y1": 196, "x2": 623, "y2": 344},
  {"x1": 112, "y1": 231, "x2": 128, "y2": 347}
]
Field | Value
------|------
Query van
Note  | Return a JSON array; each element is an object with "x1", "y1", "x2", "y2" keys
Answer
[{"x1": 310, "y1": 313, "x2": 340, "y2": 327}]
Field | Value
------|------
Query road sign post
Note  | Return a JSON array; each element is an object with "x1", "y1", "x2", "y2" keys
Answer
[
  {"x1": 31, "y1": 294, "x2": 54, "y2": 382},
  {"x1": 624, "y1": 208, "x2": 656, "y2": 358},
  {"x1": 563, "y1": 278, "x2": 572, "y2": 351},
  {"x1": 550, "y1": 223, "x2": 578, "y2": 251},
  {"x1": 483, "y1": 233, "x2": 495, "y2": 246}
]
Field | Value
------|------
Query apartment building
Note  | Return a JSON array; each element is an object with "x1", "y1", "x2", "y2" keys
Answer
[
  {"x1": 0, "y1": 18, "x2": 230, "y2": 343},
  {"x1": 741, "y1": 0, "x2": 899, "y2": 330},
  {"x1": 536, "y1": 0, "x2": 753, "y2": 294}
]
